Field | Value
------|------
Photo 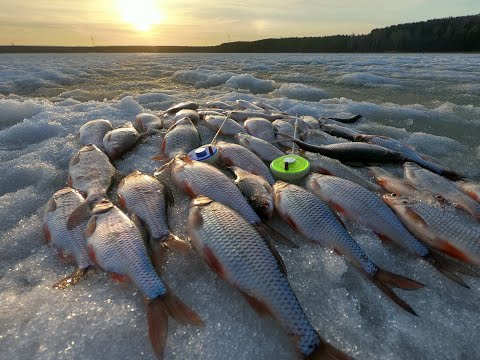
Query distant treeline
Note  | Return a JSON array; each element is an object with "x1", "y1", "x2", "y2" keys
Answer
[{"x1": 1, "y1": 14, "x2": 479, "y2": 53}]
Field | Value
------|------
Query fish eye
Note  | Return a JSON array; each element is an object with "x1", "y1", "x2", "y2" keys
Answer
[
  {"x1": 391, "y1": 193, "x2": 399, "y2": 197},
  {"x1": 263, "y1": 201, "x2": 270, "y2": 208},
  {"x1": 402, "y1": 200, "x2": 409, "y2": 204},
  {"x1": 113, "y1": 146, "x2": 119, "y2": 151}
]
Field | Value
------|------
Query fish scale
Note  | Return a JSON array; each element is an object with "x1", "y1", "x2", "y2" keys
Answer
[
  {"x1": 235, "y1": 133, "x2": 284, "y2": 163},
  {"x1": 117, "y1": 171, "x2": 170, "y2": 241},
  {"x1": 161, "y1": 117, "x2": 200, "y2": 159},
  {"x1": 306, "y1": 174, "x2": 430, "y2": 257},
  {"x1": 43, "y1": 188, "x2": 93, "y2": 269},
  {"x1": 244, "y1": 117, "x2": 277, "y2": 143},
  {"x1": 170, "y1": 157, "x2": 261, "y2": 224},
  {"x1": 188, "y1": 199, "x2": 322, "y2": 357},
  {"x1": 404, "y1": 162, "x2": 480, "y2": 220},
  {"x1": 384, "y1": 195, "x2": 480, "y2": 265},
  {"x1": 217, "y1": 141, "x2": 275, "y2": 184},
  {"x1": 274, "y1": 182, "x2": 377, "y2": 275},
  {"x1": 87, "y1": 202, "x2": 167, "y2": 299}
]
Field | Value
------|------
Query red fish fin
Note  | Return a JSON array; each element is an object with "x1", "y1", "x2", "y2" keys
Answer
[
  {"x1": 182, "y1": 182, "x2": 196, "y2": 198},
  {"x1": 145, "y1": 297, "x2": 168, "y2": 360},
  {"x1": 373, "y1": 231, "x2": 393, "y2": 244},
  {"x1": 110, "y1": 272, "x2": 131, "y2": 283},
  {"x1": 306, "y1": 338, "x2": 354, "y2": 360},
  {"x1": 316, "y1": 168, "x2": 333, "y2": 175},
  {"x1": 203, "y1": 247, "x2": 227, "y2": 279},
  {"x1": 404, "y1": 207, "x2": 428, "y2": 227},
  {"x1": 67, "y1": 176, "x2": 73, "y2": 187},
  {"x1": 43, "y1": 224, "x2": 52, "y2": 244},
  {"x1": 240, "y1": 291, "x2": 274, "y2": 318},
  {"x1": 162, "y1": 291, "x2": 204, "y2": 326},
  {"x1": 163, "y1": 234, "x2": 192, "y2": 254},
  {"x1": 329, "y1": 201, "x2": 345, "y2": 215},
  {"x1": 465, "y1": 189, "x2": 480, "y2": 202},
  {"x1": 118, "y1": 194, "x2": 127, "y2": 209},
  {"x1": 67, "y1": 202, "x2": 92, "y2": 230},
  {"x1": 53, "y1": 267, "x2": 93, "y2": 289},
  {"x1": 45, "y1": 197, "x2": 57, "y2": 213},
  {"x1": 438, "y1": 241, "x2": 470, "y2": 263},
  {"x1": 254, "y1": 222, "x2": 298, "y2": 248},
  {"x1": 152, "y1": 154, "x2": 169, "y2": 162},
  {"x1": 425, "y1": 251, "x2": 473, "y2": 288},
  {"x1": 85, "y1": 215, "x2": 97, "y2": 237},
  {"x1": 370, "y1": 268, "x2": 424, "y2": 316},
  {"x1": 57, "y1": 249, "x2": 74, "y2": 263}
]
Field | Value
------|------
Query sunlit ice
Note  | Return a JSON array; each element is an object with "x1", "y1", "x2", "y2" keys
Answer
[{"x1": 117, "y1": 0, "x2": 164, "y2": 32}]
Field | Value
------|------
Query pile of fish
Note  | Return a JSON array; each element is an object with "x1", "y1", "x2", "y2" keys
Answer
[{"x1": 42, "y1": 99, "x2": 480, "y2": 359}]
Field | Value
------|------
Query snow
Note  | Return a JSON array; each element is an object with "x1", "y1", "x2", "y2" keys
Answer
[{"x1": 0, "y1": 53, "x2": 480, "y2": 360}]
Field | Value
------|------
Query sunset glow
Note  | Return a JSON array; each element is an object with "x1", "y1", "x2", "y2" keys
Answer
[{"x1": 117, "y1": 0, "x2": 164, "y2": 32}]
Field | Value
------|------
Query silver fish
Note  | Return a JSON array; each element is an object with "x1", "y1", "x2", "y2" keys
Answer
[
  {"x1": 68, "y1": 144, "x2": 116, "y2": 201},
  {"x1": 354, "y1": 134, "x2": 462, "y2": 180},
  {"x1": 204, "y1": 115, "x2": 246, "y2": 136},
  {"x1": 135, "y1": 113, "x2": 163, "y2": 134},
  {"x1": 244, "y1": 117, "x2": 277, "y2": 143},
  {"x1": 384, "y1": 194, "x2": 480, "y2": 267},
  {"x1": 305, "y1": 153, "x2": 381, "y2": 192},
  {"x1": 188, "y1": 196, "x2": 352, "y2": 359},
  {"x1": 301, "y1": 116, "x2": 321, "y2": 130},
  {"x1": 404, "y1": 162, "x2": 480, "y2": 221},
  {"x1": 86, "y1": 199, "x2": 203, "y2": 359},
  {"x1": 205, "y1": 101, "x2": 234, "y2": 110},
  {"x1": 117, "y1": 171, "x2": 189, "y2": 269},
  {"x1": 272, "y1": 120, "x2": 295, "y2": 149},
  {"x1": 43, "y1": 188, "x2": 94, "y2": 288},
  {"x1": 78, "y1": 119, "x2": 113, "y2": 152},
  {"x1": 252, "y1": 101, "x2": 283, "y2": 113},
  {"x1": 159, "y1": 118, "x2": 200, "y2": 160},
  {"x1": 236, "y1": 99, "x2": 265, "y2": 111},
  {"x1": 230, "y1": 166, "x2": 274, "y2": 219},
  {"x1": 273, "y1": 181, "x2": 423, "y2": 315},
  {"x1": 235, "y1": 133, "x2": 284, "y2": 163},
  {"x1": 230, "y1": 110, "x2": 283, "y2": 123},
  {"x1": 165, "y1": 101, "x2": 199, "y2": 114},
  {"x1": 320, "y1": 124, "x2": 360, "y2": 140},
  {"x1": 301, "y1": 129, "x2": 346, "y2": 146},
  {"x1": 103, "y1": 122, "x2": 142, "y2": 159},
  {"x1": 175, "y1": 109, "x2": 200, "y2": 124},
  {"x1": 217, "y1": 141, "x2": 275, "y2": 184}
]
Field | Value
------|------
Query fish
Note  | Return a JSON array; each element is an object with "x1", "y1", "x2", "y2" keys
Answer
[
  {"x1": 458, "y1": 181, "x2": 480, "y2": 202},
  {"x1": 306, "y1": 174, "x2": 472, "y2": 287},
  {"x1": 236, "y1": 99, "x2": 265, "y2": 111},
  {"x1": 278, "y1": 117, "x2": 311, "y2": 134},
  {"x1": 384, "y1": 194, "x2": 480, "y2": 268},
  {"x1": 43, "y1": 187, "x2": 94, "y2": 289},
  {"x1": 404, "y1": 162, "x2": 480, "y2": 221},
  {"x1": 204, "y1": 115, "x2": 246, "y2": 136},
  {"x1": 167, "y1": 156, "x2": 293, "y2": 246},
  {"x1": 188, "y1": 196, "x2": 353, "y2": 360},
  {"x1": 217, "y1": 141, "x2": 275, "y2": 184},
  {"x1": 78, "y1": 119, "x2": 113, "y2": 152},
  {"x1": 305, "y1": 153, "x2": 381, "y2": 192},
  {"x1": 165, "y1": 101, "x2": 199, "y2": 114},
  {"x1": 230, "y1": 110, "x2": 283, "y2": 123},
  {"x1": 230, "y1": 166, "x2": 274, "y2": 219},
  {"x1": 301, "y1": 129, "x2": 347, "y2": 146},
  {"x1": 86, "y1": 199, "x2": 203, "y2": 359},
  {"x1": 103, "y1": 122, "x2": 143, "y2": 159},
  {"x1": 197, "y1": 109, "x2": 225, "y2": 119},
  {"x1": 174, "y1": 109, "x2": 200, "y2": 124},
  {"x1": 272, "y1": 120, "x2": 295, "y2": 149},
  {"x1": 320, "y1": 124, "x2": 360, "y2": 140},
  {"x1": 158, "y1": 117, "x2": 200, "y2": 160},
  {"x1": 205, "y1": 101, "x2": 234, "y2": 110},
  {"x1": 135, "y1": 113, "x2": 163, "y2": 134},
  {"x1": 117, "y1": 171, "x2": 190, "y2": 270},
  {"x1": 244, "y1": 117, "x2": 277, "y2": 143},
  {"x1": 274, "y1": 134, "x2": 405, "y2": 164},
  {"x1": 235, "y1": 133, "x2": 285, "y2": 163},
  {"x1": 354, "y1": 134, "x2": 463, "y2": 181},
  {"x1": 68, "y1": 144, "x2": 117, "y2": 202},
  {"x1": 252, "y1": 101, "x2": 283, "y2": 113},
  {"x1": 273, "y1": 181, "x2": 423, "y2": 315},
  {"x1": 301, "y1": 116, "x2": 321, "y2": 130},
  {"x1": 323, "y1": 115, "x2": 362, "y2": 124}
]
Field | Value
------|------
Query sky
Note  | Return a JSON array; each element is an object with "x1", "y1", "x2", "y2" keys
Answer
[{"x1": 0, "y1": 0, "x2": 478, "y2": 46}]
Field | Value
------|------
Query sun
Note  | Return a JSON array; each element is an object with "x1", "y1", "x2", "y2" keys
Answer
[{"x1": 117, "y1": 0, "x2": 164, "y2": 32}]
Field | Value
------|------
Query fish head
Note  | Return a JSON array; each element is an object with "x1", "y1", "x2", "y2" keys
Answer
[
  {"x1": 91, "y1": 198, "x2": 114, "y2": 215},
  {"x1": 382, "y1": 193, "x2": 414, "y2": 208},
  {"x1": 250, "y1": 193, "x2": 274, "y2": 219}
]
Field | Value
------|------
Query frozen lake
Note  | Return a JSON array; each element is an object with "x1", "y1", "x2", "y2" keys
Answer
[{"x1": 1, "y1": 53, "x2": 479, "y2": 360}]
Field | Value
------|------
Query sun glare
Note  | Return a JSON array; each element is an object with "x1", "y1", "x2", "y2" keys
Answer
[{"x1": 117, "y1": 0, "x2": 164, "y2": 32}]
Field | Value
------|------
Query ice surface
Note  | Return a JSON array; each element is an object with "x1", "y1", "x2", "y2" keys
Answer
[{"x1": 0, "y1": 53, "x2": 480, "y2": 360}]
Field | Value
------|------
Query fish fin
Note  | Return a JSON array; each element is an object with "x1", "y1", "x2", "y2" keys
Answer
[
  {"x1": 162, "y1": 234, "x2": 192, "y2": 254},
  {"x1": 441, "y1": 169, "x2": 464, "y2": 182},
  {"x1": 203, "y1": 246, "x2": 228, "y2": 279},
  {"x1": 152, "y1": 154, "x2": 170, "y2": 162},
  {"x1": 425, "y1": 250, "x2": 480, "y2": 288},
  {"x1": 240, "y1": 291, "x2": 274, "y2": 318},
  {"x1": 150, "y1": 243, "x2": 167, "y2": 274},
  {"x1": 162, "y1": 182, "x2": 175, "y2": 208},
  {"x1": 145, "y1": 297, "x2": 168, "y2": 360},
  {"x1": 85, "y1": 216, "x2": 97, "y2": 237},
  {"x1": 118, "y1": 194, "x2": 127, "y2": 209},
  {"x1": 370, "y1": 268, "x2": 424, "y2": 316},
  {"x1": 464, "y1": 189, "x2": 480, "y2": 202},
  {"x1": 328, "y1": 201, "x2": 346, "y2": 216},
  {"x1": 67, "y1": 175, "x2": 73, "y2": 187},
  {"x1": 43, "y1": 224, "x2": 52, "y2": 244},
  {"x1": 258, "y1": 232, "x2": 288, "y2": 276},
  {"x1": 110, "y1": 272, "x2": 131, "y2": 283},
  {"x1": 373, "y1": 231, "x2": 393, "y2": 244},
  {"x1": 67, "y1": 202, "x2": 92, "y2": 230},
  {"x1": 53, "y1": 266, "x2": 94, "y2": 289},
  {"x1": 437, "y1": 241, "x2": 471, "y2": 264},
  {"x1": 182, "y1": 181, "x2": 197, "y2": 198},
  {"x1": 254, "y1": 222, "x2": 299, "y2": 248},
  {"x1": 162, "y1": 290, "x2": 204, "y2": 326},
  {"x1": 45, "y1": 197, "x2": 57, "y2": 213},
  {"x1": 307, "y1": 338, "x2": 354, "y2": 360}
]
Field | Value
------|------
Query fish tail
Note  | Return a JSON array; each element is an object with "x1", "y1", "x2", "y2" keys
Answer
[
  {"x1": 306, "y1": 338, "x2": 354, "y2": 360},
  {"x1": 150, "y1": 234, "x2": 192, "y2": 273},
  {"x1": 425, "y1": 251, "x2": 480, "y2": 289},
  {"x1": 52, "y1": 266, "x2": 94, "y2": 289},
  {"x1": 145, "y1": 297, "x2": 169, "y2": 360},
  {"x1": 254, "y1": 222, "x2": 298, "y2": 248},
  {"x1": 370, "y1": 268, "x2": 424, "y2": 316},
  {"x1": 162, "y1": 290, "x2": 204, "y2": 326}
]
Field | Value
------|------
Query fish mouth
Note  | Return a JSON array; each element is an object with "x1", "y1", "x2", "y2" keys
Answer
[
  {"x1": 272, "y1": 181, "x2": 289, "y2": 191},
  {"x1": 382, "y1": 193, "x2": 411, "y2": 206},
  {"x1": 192, "y1": 195, "x2": 214, "y2": 207}
]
